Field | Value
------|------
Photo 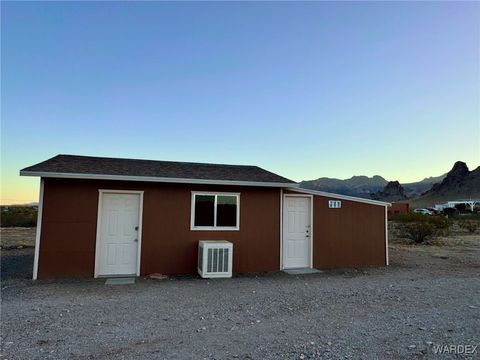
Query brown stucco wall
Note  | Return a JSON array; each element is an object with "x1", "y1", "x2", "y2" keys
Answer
[
  {"x1": 285, "y1": 190, "x2": 387, "y2": 268},
  {"x1": 311, "y1": 195, "x2": 387, "y2": 268},
  {"x1": 388, "y1": 202, "x2": 409, "y2": 216},
  {"x1": 38, "y1": 178, "x2": 281, "y2": 279}
]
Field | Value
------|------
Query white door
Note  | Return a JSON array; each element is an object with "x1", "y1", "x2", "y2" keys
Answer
[
  {"x1": 97, "y1": 193, "x2": 141, "y2": 276},
  {"x1": 283, "y1": 196, "x2": 311, "y2": 269}
]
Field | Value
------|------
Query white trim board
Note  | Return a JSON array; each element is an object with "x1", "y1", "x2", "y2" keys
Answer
[
  {"x1": 287, "y1": 188, "x2": 391, "y2": 207},
  {"x1": 32, "y1": 178, "x2": 44, "y2": 280},
  {"x1": 279, "y1": 188, "x2": 283, "y2": 270},
  {"x1": 94, "y1": 189, "x2": 144, "y2": 278},
  {"x1": 281, "y1": 194, "x2": 314, "y2": 270},
  {"x1": 20, "y1": 170, "x2": 298, "y2": 188},
  {"x1": 385, "y1": 206, "x2": 389, "y2": 266}
]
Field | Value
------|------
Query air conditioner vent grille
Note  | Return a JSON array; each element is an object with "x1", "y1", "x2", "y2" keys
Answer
[
  {"x1": 198, "y1": 241, "x2": 233, "y2": 278},
  {"x1": 206, "y1": 248, "x2": 229, "y2": 273}
]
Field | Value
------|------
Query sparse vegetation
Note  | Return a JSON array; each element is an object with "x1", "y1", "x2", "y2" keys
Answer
[
  {"x1": 399, "y1": 222, "x2": 435, "y2": 244},
  {"x1": 1, "y1": 206, "x2": 38, "y2": 227},
  {"x1": 458, "y1": 219, "x2": 479, "y2": 234},
  {"x1": 443, "y1": 207, "x2": 458, "y2": 216},
  {"x1": 389, "y1": 211, "x2": 479, "y2": 246},
  {"x1": 393, "y1": 213, "x2": 450, "y2": 244}
]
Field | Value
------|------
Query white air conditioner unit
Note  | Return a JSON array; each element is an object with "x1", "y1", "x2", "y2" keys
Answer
[{"x1": 198, "y1": 240, "x2": 233, "y2": 278}]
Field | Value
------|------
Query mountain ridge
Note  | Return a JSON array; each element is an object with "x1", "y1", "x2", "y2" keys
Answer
[
  {"x1": 300, "y1": 161, "x2": 478, "y2": 207},
  {"x1": 409, "y1": 162, "x2": 480, "y2": 208},
  {"x1": 300, "y1": 175, "x2": 387, "y2": 197},
  {"x1": 300, "y1": 172, "x2": 446, "y2": 199}
]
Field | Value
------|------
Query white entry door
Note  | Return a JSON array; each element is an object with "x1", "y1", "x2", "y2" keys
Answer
[
  {"x1": 283, "y1": 195, "x2": 311, "y2": 269},
  {"x1": 96, "y1": 192, "x2": 141, "y2": 276}
]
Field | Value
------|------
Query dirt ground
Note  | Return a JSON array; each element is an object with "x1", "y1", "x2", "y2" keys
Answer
[
  {"x1": 0, "y1": 227, "x2": 36, "y2": 249},
  {"x1": 1, "y1": 226, "x2": 479, "y2": 359}
]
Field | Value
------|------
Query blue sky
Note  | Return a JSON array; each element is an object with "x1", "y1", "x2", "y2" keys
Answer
[{"x1": 1, "y1": 1, "x2": 479, "y2": 204}]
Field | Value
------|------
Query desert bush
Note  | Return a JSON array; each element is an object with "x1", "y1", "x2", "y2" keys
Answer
[
  {"x1": 0, "y1": 206, "x2": 37, "y2": 227},
  {"x1": 399, "y1": 222, "x2": 436, "y2": 244},
  {"x1": 466, "y1": 212, "x2": 480, "y2": 220},
  {"x1": 395, "y1": 213, "x2": 450, "y2": 244},
  {"x1": 458, "y1": 219, "x2": 478, "y2": 234},
  {"x1": 393, "y1": 212, "x2": 448, "y2": 226},
  {"x1": 443, "y1": 207, "x2": 458, "y2": 217},
  {"x1": 454, "y1": 203, "x2": 468, "y2": 213}
]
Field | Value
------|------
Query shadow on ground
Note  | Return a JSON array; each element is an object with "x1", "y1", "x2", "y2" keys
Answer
[{"x1": 1, "y1": 248, "x2": 33, "y2": 280}]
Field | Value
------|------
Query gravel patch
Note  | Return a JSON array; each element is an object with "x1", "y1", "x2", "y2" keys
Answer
[
  {"x1": 1, "y1": 237, "x2": 479, "y2": 359},
  {"x1": 1, "y1": 248, "x2": 33, "y2": 280}
]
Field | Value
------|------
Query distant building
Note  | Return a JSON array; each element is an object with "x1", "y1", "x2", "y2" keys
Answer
[
  {"x1": 388, "y1": 202, "x2": 409, "y2": 217},
  {"x1": 434, "y1": 200, "x2": 480, "y2": 212}
]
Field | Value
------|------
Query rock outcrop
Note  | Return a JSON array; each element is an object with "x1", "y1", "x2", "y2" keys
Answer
[
  {"x1": 371, "y1": 181, "x2": 407, "y2": 202},
  {"x1": 409, "y1": 162, "x2": 480, "y2": 208},
  {"x1": 425, "y1": 161, "x2": 471, "y2": 196}
]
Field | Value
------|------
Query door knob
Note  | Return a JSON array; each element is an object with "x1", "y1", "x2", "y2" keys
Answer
[{"x1": 134, "y1": 239, "x2": 138, "y2": 242}]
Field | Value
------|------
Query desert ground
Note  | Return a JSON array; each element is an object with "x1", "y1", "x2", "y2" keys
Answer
[
  {"x1": 0, "y1": 227, "x2": 36, "y2": 249},
  {"x1": 1, "y1": 226, "x2": 479, "y2": 359}
]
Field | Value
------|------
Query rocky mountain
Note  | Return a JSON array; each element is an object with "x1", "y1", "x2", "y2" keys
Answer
[
  {"x1": 299, "y1": 173, "x2": 443, "y2": 199},
  {"x1": 300, "y1": 175, "x2": 387, "y2": 198},
  {"x1": 427, "y1": 161, "x2": 471, "y2": 195},
  {"x1": 409, "y1": 162, "x2": 480, "y2": 208},
  {"x1": 371, "y1": 181, "x2": 407, "y2": 202},
  {"x1": 402, "y1": 174, "x2": 446, "y2": 198},
  {"x1": 299, "y1": 161, "x2": 476, "y2": 205}
]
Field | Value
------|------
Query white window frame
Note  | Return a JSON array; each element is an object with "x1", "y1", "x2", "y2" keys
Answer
[{"x1": 190, "y1": 191, "x2": 240, "y2": 231}]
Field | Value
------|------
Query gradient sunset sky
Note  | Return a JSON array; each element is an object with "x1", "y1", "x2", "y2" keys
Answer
[{"x1": 1, "y1": 1, "x2": 479, "y2": 205}]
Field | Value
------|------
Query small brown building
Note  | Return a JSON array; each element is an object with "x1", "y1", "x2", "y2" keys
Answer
[
  {"x1": 21, "y1": 155, "x2": 390, "y2": 280},
  {"x1": 388, "y1": 202, "x2": 410, "y2": 217}
]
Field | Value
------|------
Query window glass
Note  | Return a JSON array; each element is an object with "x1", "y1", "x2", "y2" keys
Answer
[
  {"x1": 216, "y1": 195, "x2": 237, "y2": 227},
  {"x1": 194, "y1": 195, "x2": 215, "y2": 226}
]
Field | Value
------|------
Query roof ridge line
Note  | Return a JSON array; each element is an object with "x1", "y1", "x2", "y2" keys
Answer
[{"x1": 55, "y1": 154, "x2": 262, "y2": 169}]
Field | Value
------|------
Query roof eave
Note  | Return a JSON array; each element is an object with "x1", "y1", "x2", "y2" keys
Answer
[
  {"x1": 287, "y1": 187, "x2": 391, "y2": 207},
  {"x1": 20, "y1": 170, "x2": 299, "y2": 188}
]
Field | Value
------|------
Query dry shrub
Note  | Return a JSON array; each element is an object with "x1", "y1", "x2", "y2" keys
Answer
[
  {"x1": 458, "y1": 219, "x2": 478, "y2": 234},
  {"x1": 0, "y1": 207, "x2": 37, "y2": 227},
  {"x1": 396, "y1": 213, "x2": 450, "y2": 244}
]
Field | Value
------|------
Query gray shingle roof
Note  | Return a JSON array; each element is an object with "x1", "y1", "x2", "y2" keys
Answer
[{"x1": 20, "y1": 155, "x2": 296, "y2": 186}]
